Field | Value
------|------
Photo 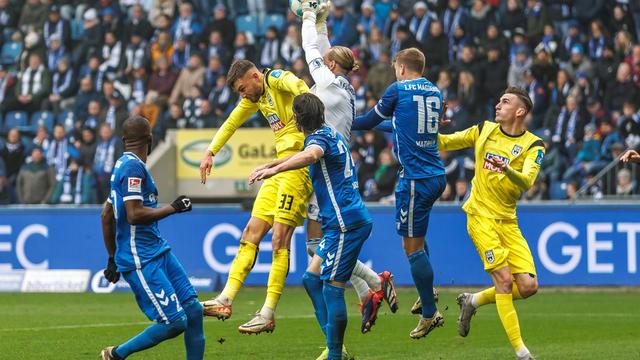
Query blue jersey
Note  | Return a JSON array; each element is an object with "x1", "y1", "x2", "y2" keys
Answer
[
  {"x1": 374, "y1": 78, "x2": 445, "y2": 179},
  {"x1": 305, "y1": 126, "x2": 372, "y2": 232},
  {"x1": 109, "y1": 152, "x2": 169, "y2": 272}
]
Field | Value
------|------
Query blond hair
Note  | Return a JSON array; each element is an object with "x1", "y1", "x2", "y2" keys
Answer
[
  {"x1": 394, "y1": 48, "x2": 426, "y2": 75},
  {"x1": 328, "y1": 46, "x2": 360, "y2": 73}
]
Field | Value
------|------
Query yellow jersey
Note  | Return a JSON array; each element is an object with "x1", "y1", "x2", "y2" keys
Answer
[
  {"x1": 438, "y1": 121, "x2": 545, "y2": 220},
  {"x1": 208, "y1": 69, "x2": 310, "y2": 158}
]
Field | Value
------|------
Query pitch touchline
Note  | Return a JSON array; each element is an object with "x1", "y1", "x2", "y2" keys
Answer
[{"x1": 3, "y1": 313, "x2": 639, "y2": 332}]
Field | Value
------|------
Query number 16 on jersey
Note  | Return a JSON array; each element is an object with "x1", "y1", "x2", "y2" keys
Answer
[{"x1": 413, "y1": 95, "x2": 441, "y2": 134}]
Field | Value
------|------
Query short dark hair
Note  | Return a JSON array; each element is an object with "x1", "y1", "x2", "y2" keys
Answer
[
  {"x1": 122, "y1": 115, "x2": 151, "y2": 143},
  {"x1": 227, "y1": 60, "x2": 257, "y2": 89},
  {"x1": 293, "y1": 93, "x2": 325, "y2": 133},
  {"x1": 503, "y1": 86, "x2": 533, "y2": 114}
]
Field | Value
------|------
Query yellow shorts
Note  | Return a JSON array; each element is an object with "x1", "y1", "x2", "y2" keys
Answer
[
  {"x1": 466, "y1": 213, "x2": 537, "y2": 276},
  {"x1": 252, "y1": 167, "x2": 312, "y2": 227}
]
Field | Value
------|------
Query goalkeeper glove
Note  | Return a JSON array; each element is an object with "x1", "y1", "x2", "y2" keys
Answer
[
  {"x1": 104, "y1": 256, "x2": 120, "y2": 284},
  {"x1": 171, "y1": 195, "x2": 193, "y2": 213}
]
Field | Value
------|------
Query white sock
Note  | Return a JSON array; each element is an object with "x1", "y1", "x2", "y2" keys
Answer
[
  {"x1": 259, "y1": 305, "x2": 274, "y2": 319},
  {"x1": 471, "y1": 294, "x2": 479, "y2": 308},
  {"x1": 217, "y1": 294, "x2": 231, "y2": 305},
  {"x1": 516, "y1": 345, "x2": 530, "y2": 357},
  {"x1": 352, "y1": 261, "x2": 381, "y2": 291},
  {"x1": 350, "y1": 275, "x2": 371, "y2": 303}
]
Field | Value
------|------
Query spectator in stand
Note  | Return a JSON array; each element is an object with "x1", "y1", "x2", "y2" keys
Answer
[
  {"x1": 73, "y1": 8, "x2": 103, "y2": 66},
  {"x1": 525, "y1": 0, "x2": 548, "y2": 46},
  {"x1": 466, "y1": 0, "x2": 494, "y2": 46},
  {"x1": 84, "y1": 100, "x2": 103, "y2": 129},
  {"x1": 351, "y1": 75, "x2": 367, "y2": 115},
  {"x1": 604, "y1": 62, "x2": 638, "y2": 115},
  {"x1": 43, "y1": 5, "x2": 71, "y2": 51},
  {"x1": 479, "y1": 23, "x2": 509, "y2": 59},
  {"x1": 125, "y1": 4, "x2": 153, "y2": 42},
  {"x1": 594, "y1": 43, "x2": 619, "y2": 96},
  {"x1": 364, "y1": 27, "x2": 390, "y2": 66},
  {"x1": 390, "y1": 25, "x2": 421, "y2": 59},
  {"x1": 149, "y1": 0, "x2": 176, "y2": 29},
  {"x1": 47, "y1": 33, "x2": 66, "y2": 72},
  {"x1": 618, "y1": 101, "x2": 640, "y2": 148},
  {"x1": 206, "y1": 75, "x2": 237, "y2": 127},
  {"x1": 0, "y1": 65, "x2": 16, "y2": 112},
  {"x1": 562, "y1": 44, "x2": 593, "y2": 81},
  {"x1": 453, "y1": 178, "x2": 470, "y2": 204},
  {"x1": 18, "y1": 0, "x2": 47, "y2": 34},
  {"x1": 17, "y1": 147, "x2": 56, "y2": 204},
  {"x1": 75, "y1": 127, "x2": 97, "y2": 168},
  {"x1": 499, "y1": 0, "x2": 526, "y2": 38},
  {"x1": 366, "y1": 51, "x2": 395, "y2": 99},
  {"x1": 625, "y1": 44, "x2": 640, "y2": 87},
  {"x1": 172, "y1": 35, "x2": 192, "y2": 70},
  {"x1": 19, "y1": 31, "x2": 45, "y2": 73},
  {"x1": 588, "y1": 19, "x2": 608, "y2": 61},
  {"x1": 200, "y1": 4, "x2": 236, "y2": 50},
  {"x1": 102, "y1": 90, "x2": 128, "y2": 137},
  {"x1": 507, "y1": 45, "x2": 531, "y2": 88},
  {"x1": 0, "y1": 128, "x2": 26, "y2": 203},
  {"x1": 408, "y1": 1, "x2": 436, "y2": 46},
  {"x1": 150, "y1": 32, "x2": 174, "y2": 72},
  {"x1": 525, "y1": 69, "x2": 548, "y2": 130},
  {"x1": 124, "y1": 31, "x2": 148, "y2": 77},
  {"x1": 100, "y1": 30, "x2": 124, "y2": 76},
  {"x1": 203, "y1": 56, "x2": 225, "y2": 95},
  {"x1": 50, "y1": 158, "x2": 94, "y2": 204},
  {"x1": 232, "y1": 32, "x2": 257, "y2": 64},
  {"x1": 531, "y1": 43, "x2": 558, "y2": 86},
  {"x1": 357, "y1": 2, "x2": 380, "y2": 43},
  {"x1": 47, "y1": 124, "x2": 76, "y2": 181},
  {"x1": 480, "y1": 46, "x2": 508, "y2": 120},
  {"x1": 616, "y1": 168, "x2": 635, "y2": 196},
  {"x1": 383, "y1": 5, "x2": 406, "y2": 41},
  {"x1": 436, "y1": 68, "x2": 455, "y2": 101},
  {"x1": 612, "y1": 5, "x2": 637, "y2": 40},
  {"x1": 73, "y1": 77, "x2": 100, "y2": 123},
  {"x1": 93, "y1": 123, "x2": 122, "y2": 202},
  {"x1": 559, "y1": 21, "x2": 584, "y2": 62},
  {"x1": 563, "y1": 123, "x2": 601, "y2": 182},
  {"x1": 363, "y1": 149, "x2": 398, "y2": 201},
  {"x1": 0, "y1": 0, "x2": 18, "y2": 36},
  {"x1": 205, "y1": 30, "x2": 231, "y2": 68},
  {"x1": 148, "y1": 56, "x2": 178, "y2": 105},
  {"x1": 169, "y1": 54, "x2": 205, "y2": 106},
  {"x1": 329, "y1": 1, "x2": 358, "y2": 47},
  {"x1": 43, "y1": 56, "x2": 75, "y2": 113},
  {"x1": 423, "y1": 20, "x2": 449, "y2": 79},
  {"x1": 32, "y1": 126, "x2": 50, "y2": 153},
  {"x1": 614, "y1": 30, "x2": 634, "y2": 60},
  {"x1": 442, "y1": 0, "x2": 467, "y2": 39},
  {"x1": 280, "y1": 24, "x2": 302, "y2": 67},
  {"x1": 354, "y1": 131, "x2": 387, "y2": 191},
  {"x1": 171, "y1": 2, "x2": 202, "y2": 41},
  {"x1": 10, "y1": 53, "x2": 50, "y2": 114},
  {"x1": 551, "y1": 95, "x2": 584, "y2": 158},
  {"x1": 457, "y1": 70, "x2": 479, "y2": 118}
]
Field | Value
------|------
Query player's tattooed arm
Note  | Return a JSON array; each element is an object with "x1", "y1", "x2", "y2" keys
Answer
[{"x1": 249, "y1": 146, "x2": 323, "y2": 184}]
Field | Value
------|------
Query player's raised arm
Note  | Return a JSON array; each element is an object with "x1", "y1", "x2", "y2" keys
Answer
[
  {"x1": 437, "y1": 122, "x2": 481, "y2": 151},
  {"x1": 352, "y1": 83, "x2": 398, "y2": 130},
  {"x1": 301, "y1": 1, "x2": 336, "y2": 89}
]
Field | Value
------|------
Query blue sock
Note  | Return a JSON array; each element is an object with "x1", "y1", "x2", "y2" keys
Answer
[
  {"x1": 114, "y1": 316, "x2": 187, "y2": 358},
  {"x1": 302, "y1": 271, "x2": 327, "y2": 336},
  {"x1": 408, "y1": 249, "x2": 437, "y2": 318},
  {"x1": 182, "y1": 298, "x2": 205, "y2": 360},
  {"x1": 323, "y1": 282, "x2": 347, "y2": 360}
]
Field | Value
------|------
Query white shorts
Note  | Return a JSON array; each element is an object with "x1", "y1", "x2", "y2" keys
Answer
[{"x1": 307, "y1": 192, "x2": 321, "y2": 222}]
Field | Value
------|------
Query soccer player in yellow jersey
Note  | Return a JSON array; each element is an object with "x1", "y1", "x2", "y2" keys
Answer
[
  {"x1": 438, "y1": 87, "x2": 543, "y2": 360},
  {"x1": 199, "y1": 60, "x2": 313, "y2": 334}
]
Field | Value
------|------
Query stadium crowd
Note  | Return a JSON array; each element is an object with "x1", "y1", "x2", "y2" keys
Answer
[{"x1": 0, "y1": 0, "x2": 640, "y2": 205}]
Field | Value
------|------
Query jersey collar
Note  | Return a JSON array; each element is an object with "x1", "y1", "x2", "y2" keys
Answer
[{"x1": 124, "y1": 151, "x2": 145, "y2": 163}]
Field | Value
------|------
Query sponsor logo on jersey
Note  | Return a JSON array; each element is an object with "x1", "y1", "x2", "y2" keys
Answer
[
  {"x1": 485, "y1": 250, "x2": 495, "y2": 264},
  {"x1": 535, "y1": 149, "x2": 544, "y2": 165},
  {"x1": 512, "y1": 145, "x2": 523, "y2": 156},
  {"x1": 482, "y1": 152, "x2": 510, "y2": 173},
  {"x1": 128, "y1": 177, "x2": 142, "y2": 193},
  {"x1": 266, "y1": 114, "x2": 285, "y2": 131}
]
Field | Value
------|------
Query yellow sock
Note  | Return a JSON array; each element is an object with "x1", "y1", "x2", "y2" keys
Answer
[
  {"x1": 221, "y1": 240, "x2": 258, "y2": 301},
  {"x1": 495, "y1": 293, "x2": 525, "y2": 352},
  {"x1": 473, "y1": 284, "x2": 523, "y2": 307},
  {"x1": 264, "y1": 249, "x2": 290, "y2": 310}
]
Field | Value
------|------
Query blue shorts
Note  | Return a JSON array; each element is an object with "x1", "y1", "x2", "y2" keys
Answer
[
  {"x1": 317, "y1": 223, "x2": 373, "y2": 282},
  {"x1": 122, "y1": 251, "x2": 197, "y2": 323},
  {"x1": 395, "y1": 176, "x2": 446, "y2": 238}
]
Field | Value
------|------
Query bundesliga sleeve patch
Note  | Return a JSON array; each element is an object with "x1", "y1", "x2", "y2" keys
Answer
[
  {"x1": 535, "y1": 150, "x2": 544, "y2": 165},
  {"x1": 128, "y1": 177, "x2": 142, "y2": 193},
  {"x1": 308, "y1": 58, "x2": 324, "y2": 72},
  {"x1": 270, "y1": 69, "x2": 283, "y2": 78}
]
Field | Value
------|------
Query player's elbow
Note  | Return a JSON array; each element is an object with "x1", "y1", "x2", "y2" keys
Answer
[{"x1": 101, "y1": 204, "x2": 113, "y2": 225}]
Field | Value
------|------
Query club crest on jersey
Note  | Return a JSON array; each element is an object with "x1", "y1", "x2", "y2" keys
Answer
[
  {"x1": 511, "y1": 145, "x2": 523, "y2": 156},
  {"x1": 483, "y1": 152, "x2": 510, "y2": 173},
  {"x1": 128, "y1": 177, "x2": 142, "y2": 193},
  {"x1": 266, "y1": 114, "x2": 285, "y2": 131},
  {"x1": 485, "y1": 250, "x2": 495, "y2": 264}
]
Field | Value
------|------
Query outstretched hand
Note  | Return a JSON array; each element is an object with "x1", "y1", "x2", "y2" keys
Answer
[
  {"x1": 249, "y1": 168, "x2": 277, "y2": 185},
  {"x1": 440, "y1": 101, "x2": 450, "y2": 127},
  {"x1": 486, "y1": 155, "x2": 508, "y2": 172},
  {"x1": 620, "y1": 149, "x2": 640, "y2": 163}
]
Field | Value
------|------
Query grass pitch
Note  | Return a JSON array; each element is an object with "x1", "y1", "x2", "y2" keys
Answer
[{"x1": 1, "y1": 287, "x2": 639, "y2": 359}]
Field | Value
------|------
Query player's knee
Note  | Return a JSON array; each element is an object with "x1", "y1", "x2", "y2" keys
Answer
[
  {"x1": 519, "y1": 277, "x2": 538, "y2": 298},
  {"x1": 183, "y1": 298, "x2": 203, "y2": 319},
  {"x1": 494, "y1": 271, "x2": 513, "y2": 292},
  {"x1": 167, "y1": 316, "x2": 188, "y2": 337}
]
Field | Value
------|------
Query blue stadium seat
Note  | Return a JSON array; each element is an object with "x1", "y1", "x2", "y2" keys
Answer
[
  {"x1": 3, "y1": 111, "x2": 29, "y2": 133},
  {"x1": 549, "y1": 181, "x2": 568, "y2": 200},
  {"x1": 57, "y1": 111, "x2": 75, "y2": 132},
  {"x1": 235, "y1": 15, "x2": 259, "y2": 36},
  {"x1": 31, "y1": 111, "x2": 55, "y2": 133},
  {"x1": 261, "y1": 13, "x2": 285, "y2": 35}
]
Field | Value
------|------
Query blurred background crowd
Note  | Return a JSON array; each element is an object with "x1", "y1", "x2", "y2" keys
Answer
[{"x1": 0, "y1": 0, "x2": 639, "y2": 205}]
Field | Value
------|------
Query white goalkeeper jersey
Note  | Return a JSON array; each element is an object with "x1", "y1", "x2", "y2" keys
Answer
[{"x1": 302, "y1": 17, "x2": 356, "y2": 142}]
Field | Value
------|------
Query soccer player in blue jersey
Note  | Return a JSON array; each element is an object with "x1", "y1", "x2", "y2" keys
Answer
[
  {"x1": 352, "y1": 47, "x2": 446, "y2": 339},
  {"x1": 250, "y1": 93, "x2": 372, "y2": 360},
  {"x1": 99, "y1": 116, "x2": 205, "y2": 360}
]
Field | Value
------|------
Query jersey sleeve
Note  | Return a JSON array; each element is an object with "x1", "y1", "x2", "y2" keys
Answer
[
  {"x1": 438, "y1": 124, "x2": 480, "y2": 151},
  {"x1": 374, "y1": 83, "x2": 399, "y2": 119},
  {"x1": 117, "y1": 161, "x2": 146, "y2": 202},
  {"x1": 302, "y1": 18, "x2": 335, "y2": 89},
  {"x1": 208, "y1": 98, "x2": 258, "y2": 154},
  {"x1": 266, "y1": 70, "x2": 310, "y2": 96},
  {"x1": 505, "y1": 141, "x2": 545, "y2": 191},
  {"x1": 305, "y1": 132, "x2": 330, "y2": 155}
]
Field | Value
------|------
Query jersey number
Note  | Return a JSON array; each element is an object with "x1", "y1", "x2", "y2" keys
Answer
[
  {"x1": 279, "y1": 194, "x2": 294, "y2": 211},
  {"x1": 413, "y1": 95, "x2": 441, "y2": 134},
  {"x1": 336, "y1": 140, "x2": 355, "y2": 178}
]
